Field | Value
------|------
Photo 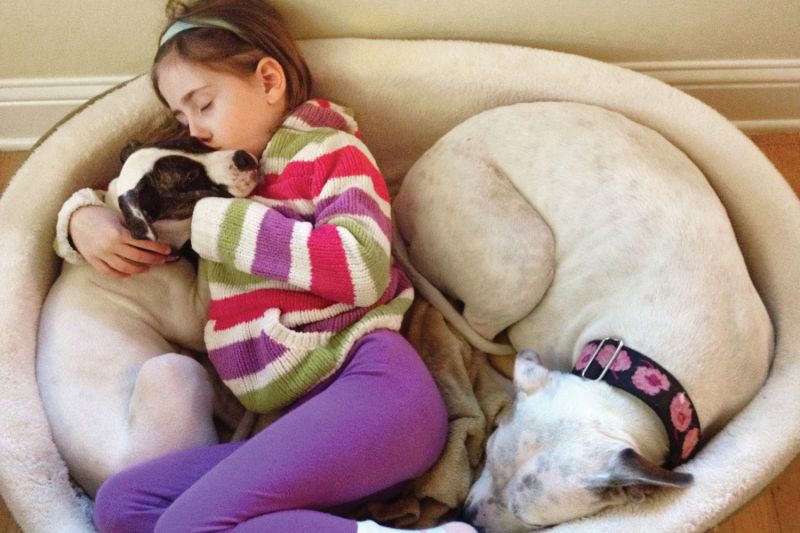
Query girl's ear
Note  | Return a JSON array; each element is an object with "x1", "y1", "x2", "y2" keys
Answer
[{"x1": 255, "y1": 57, "x2": 286, "y2": 104}]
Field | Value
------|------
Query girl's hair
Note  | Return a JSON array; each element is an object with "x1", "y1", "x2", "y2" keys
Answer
[{"x1": 151, "y1": 0, "x2": 312, "y2": 111}]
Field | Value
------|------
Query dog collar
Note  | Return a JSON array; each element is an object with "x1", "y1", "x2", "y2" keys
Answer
[{"x1": 571, "y1": 338, "x2": 701, "y2": 468}]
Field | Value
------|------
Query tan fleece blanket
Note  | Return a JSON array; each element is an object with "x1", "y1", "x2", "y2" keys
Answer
[{"x1": 2, "y1": 38, "x2": 799, "y2": 533}]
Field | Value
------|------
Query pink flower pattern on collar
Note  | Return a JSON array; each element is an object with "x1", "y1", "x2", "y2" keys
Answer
[
  {"x1": 573, "y1": 339, "x2": 701, "y2": 468},
  {"x1": 632, "y1": 366, "x2": 671, "y2": 396},
  {"x1": 670, "y1": 393, "x2": 693, "y2": 432}
]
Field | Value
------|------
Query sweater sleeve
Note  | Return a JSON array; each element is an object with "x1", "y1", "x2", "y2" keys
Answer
[
  {"x1": 191, "y1": 134, "x2": 392, "y2": 307},
  {"x1": 53, "y1": 187, "x2": 107, "y2": 264}
]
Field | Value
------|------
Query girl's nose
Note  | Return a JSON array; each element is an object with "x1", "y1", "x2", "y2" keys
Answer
[{"x1": 188, "y1": 120, "x2": 211, "y2": 143}]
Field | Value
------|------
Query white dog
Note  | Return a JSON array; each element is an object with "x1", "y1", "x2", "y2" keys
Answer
[
  {"x1": 392, "y1": 102, "x2": 773, "y2": 531},
  {"x1": 37, "y1": 138, "x2": 259, "y2": 496}
]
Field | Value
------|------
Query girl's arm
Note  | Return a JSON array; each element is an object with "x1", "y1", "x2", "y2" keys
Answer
[
  {"x1": 54, "y1": 188, "x2": 107, "y2": 264},
  {"x1": 192, "y1": 134, "x2": 392, "y2": 307},
  {"x1": 55, "y1": 186, "x2": 173, "y2": 278}
]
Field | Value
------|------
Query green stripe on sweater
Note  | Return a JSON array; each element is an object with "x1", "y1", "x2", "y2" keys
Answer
[
  {"x1": 267, "y1": 128, "x2": 337, "y2": 162},
  {"x1": 330, "y1": 216, "x2": 390, "y2": 299},
  {"x1": 205, "y1": 261, "x2": 265, "y2": 286},
  {"x1": 217, "y1": 199, "x2": 250, "y2": 267},
  {"x1": 239, "y1": 342, "x2": 340, "y2": 413},
  {"x1": 237, "y1": 296, "x2": 413, "y2": 413}
]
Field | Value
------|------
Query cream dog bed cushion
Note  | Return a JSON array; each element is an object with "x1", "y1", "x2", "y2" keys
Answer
[{"x1": 1, "y1": 38, "x2": 798, "y2": 532}]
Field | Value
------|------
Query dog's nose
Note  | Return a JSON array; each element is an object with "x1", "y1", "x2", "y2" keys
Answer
[
  {"x1": 233, "y1": 150, "x2": 258, "y2": 171},
  {"x1": 461, "y1": 505, "x2": 479, "y2": 527}
]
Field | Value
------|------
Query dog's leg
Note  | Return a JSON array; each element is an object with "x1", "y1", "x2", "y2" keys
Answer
[
  {"x1": 395, "y1": 138, "x2": 555, "y2": 344},
  {"x1": 124, "y1": 352, "x2": 217, "y2": 466}
]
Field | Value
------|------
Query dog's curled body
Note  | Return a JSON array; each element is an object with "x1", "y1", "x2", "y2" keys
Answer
[{"x1": 394, "y1": 102, "x2": 773, "y2": 530}]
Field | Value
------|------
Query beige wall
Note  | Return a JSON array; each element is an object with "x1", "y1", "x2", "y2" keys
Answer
[
  {"x1": 2, "y1": 0, "x2": 799, "y2": 79},
  {"x1": 1, "y1": 0, "x2": 798, "y2": 147},
  {"x1": 1, "y1": 1, "x2": 164, "y2": 78}
]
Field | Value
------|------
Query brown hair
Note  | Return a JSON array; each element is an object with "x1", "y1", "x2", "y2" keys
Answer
[{"x1": 151, "y1": 0, "x2": 312, "y2": 111}]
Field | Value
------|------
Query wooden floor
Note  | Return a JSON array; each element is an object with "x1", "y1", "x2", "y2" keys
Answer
[{"x1": 0, "y1": 133, "x2": 798, "y2": 532}]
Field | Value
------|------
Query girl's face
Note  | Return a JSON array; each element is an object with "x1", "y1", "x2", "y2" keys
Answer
[{"x1": 156, "y1": 53, "x2": 287, "y2": 158}]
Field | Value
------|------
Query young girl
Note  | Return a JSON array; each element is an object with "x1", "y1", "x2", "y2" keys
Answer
[{"x1": 75, "y1": 1, "x2": 476, "y2": 531}]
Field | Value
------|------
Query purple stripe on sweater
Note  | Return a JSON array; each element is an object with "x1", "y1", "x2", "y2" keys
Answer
[
  {"x1": 295, "y1": 104, "x2": 347, "y2": 131},
  {"x1": 316, "y1": 188, "x2": 390, "y2": 237},
  {"x1": 208, "y1": 332, "x2": 288, "y2": 380},
  {"x1": 252, "y1": 208, "x2": 294, "y2": 281},
  {"x1": 272, "y1": 204, "x2": 312, "y2": 222}
]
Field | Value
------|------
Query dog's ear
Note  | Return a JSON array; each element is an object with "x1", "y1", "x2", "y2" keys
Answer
[
  {"x1": 514, "y1": 350, "x2": 550, "y2": 395},
  {"x1": 118, "y1": 174, "x2": 161, "y2": 241},
  {"x1": 589, "y1": 448, "x2": 693, "y2": 502},
  {"x1": 119, "y1": 141, "x2": 144, "y2": 164}
]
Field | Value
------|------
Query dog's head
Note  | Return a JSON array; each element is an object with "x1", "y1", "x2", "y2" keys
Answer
[
  {"x1": 464, "y1": 351, "x2": 693, "y2": 532},
  {"x1": 112, "y1": 137, "x2": 259, "y2": 248}
]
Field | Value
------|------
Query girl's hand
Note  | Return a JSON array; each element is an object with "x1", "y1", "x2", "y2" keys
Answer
[{"x1": 69, "y1": 205, "x2": 174, "y2": 278}]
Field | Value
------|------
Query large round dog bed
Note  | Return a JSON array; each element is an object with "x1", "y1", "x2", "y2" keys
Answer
[{"x1": 1, "y1": 38, "x2": 798, "y2": 532}]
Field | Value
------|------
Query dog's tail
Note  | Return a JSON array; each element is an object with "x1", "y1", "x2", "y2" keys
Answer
[{"x1": 391, "y1": 213, "x2": 515, "y2": 356}]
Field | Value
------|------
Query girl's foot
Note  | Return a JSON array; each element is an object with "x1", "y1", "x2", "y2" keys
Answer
[
  {"x1": 357, "y1": 520, "x2": 477, "y2": 533},
  {"x1": 434, "y1": 522, "x2": 479, "y2": 533}
]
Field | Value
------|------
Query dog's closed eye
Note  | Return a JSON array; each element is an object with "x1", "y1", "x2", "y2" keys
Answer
[
  {"x1": 153, "y1": 157, "x2": 232, "y2": 199},
  {"x1": 174, "y1": 168, "x2": 217, "y2": 193},
  {"x1": 590, "y1": 485, "x2": 626, "y2": 502}
]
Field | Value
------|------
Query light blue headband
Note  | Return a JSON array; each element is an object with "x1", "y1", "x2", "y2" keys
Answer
[{"x1": 159, "y1": 18, "x2": 243, "y2": 46}]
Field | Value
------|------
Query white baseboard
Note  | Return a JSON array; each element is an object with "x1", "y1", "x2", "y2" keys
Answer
[
  {"x1": 0, "y1": 76, "x2": 129, "y2": 151},
  {"x1": 1, "y1": 60, "x2": 799, "y2": 150},
  {"x1": 619, "y1": 58, "x2": 800, "y2": 133}
]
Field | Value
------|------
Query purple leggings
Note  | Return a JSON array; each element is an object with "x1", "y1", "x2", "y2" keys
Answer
[{"x1": 93, "y1": 330, "x2": 448, "y2": 533}]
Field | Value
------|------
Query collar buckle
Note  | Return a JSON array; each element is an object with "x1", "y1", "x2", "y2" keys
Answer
[{"x1": 580, "y1": 337, "x2": 625, "y2": 381}]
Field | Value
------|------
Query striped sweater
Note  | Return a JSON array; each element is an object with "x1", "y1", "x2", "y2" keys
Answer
[{"x1": 190, "y1": 99, "x2": 414, "y2": 413}]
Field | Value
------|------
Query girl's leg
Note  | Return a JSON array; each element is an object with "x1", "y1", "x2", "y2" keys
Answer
[
  {"x1": 93, "y1": 441, "x2": 243, "y2": 532},
  {"x1": 94, "y1": 330, "x2": 450, "y2": 533}
]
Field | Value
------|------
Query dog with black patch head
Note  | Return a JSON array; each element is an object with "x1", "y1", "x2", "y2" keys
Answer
[
  {"x1": 37, "y1": 137, "x2": 259, "y2": 496},
  {"x1": 112, "y1": 137, "x2": 259, "y2": 252}
]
